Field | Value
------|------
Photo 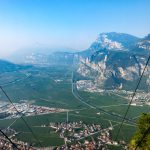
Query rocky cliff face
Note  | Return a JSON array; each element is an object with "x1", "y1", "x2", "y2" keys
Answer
[{"x1": 77, "y1": 33, "x2": 150, "y2": 91}]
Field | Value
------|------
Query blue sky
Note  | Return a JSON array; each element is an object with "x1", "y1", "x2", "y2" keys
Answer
[{"x1": 0, "y1": 0, "x2": 150, "y2": 57}]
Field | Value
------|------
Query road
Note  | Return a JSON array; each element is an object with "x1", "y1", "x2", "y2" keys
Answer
[{"x1": 72, "y1": 82, "x2": 96, "y2": 109}]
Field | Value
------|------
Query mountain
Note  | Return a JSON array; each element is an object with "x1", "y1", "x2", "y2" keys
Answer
[
  {"x1": 0, "y1": 59, "x2": 32, "y2": 74},
  {"x1": 0, "y1": 60, "x2": 20, "y2": 73},
  {"x1": 90, "y1": 32, "x2": 140, "y2": 51},
  {"x1": 10, "y1": 51, "x2": 80, "y2": 66},
  {"x1": 8, "y1": 47, "x2": 79, "y2": 66},
  {"x1": 77, "y1": 33, "x2": 150, "y2": 91},
  {"x1": 80, "y1": 32, "x2": 140, "y2": 58}
]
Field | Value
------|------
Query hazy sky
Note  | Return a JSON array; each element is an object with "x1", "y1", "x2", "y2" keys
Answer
[{"x1": 0, "y1": 0, "x2": 150, "y2": 58}]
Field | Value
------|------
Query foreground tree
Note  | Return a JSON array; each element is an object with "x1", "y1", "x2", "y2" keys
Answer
[{"x1": 130, "y1": 113, "x2": 150, "y2": 150}]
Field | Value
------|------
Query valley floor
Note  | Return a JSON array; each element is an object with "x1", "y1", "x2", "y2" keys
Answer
[{"x1": 0, "y1": 65, "x2": 149, "y2": 149}]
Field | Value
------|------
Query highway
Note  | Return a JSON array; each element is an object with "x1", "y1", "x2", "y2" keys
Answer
[{"x1": 72, "y1": 82, "x2": 96, "y2": 109}]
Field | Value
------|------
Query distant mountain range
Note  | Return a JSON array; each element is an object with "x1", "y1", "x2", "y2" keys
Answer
[
  {"x1": 8, "y1": 47, "x2": 79, "y2": 65},
  {"x1": 1, "y1": 32, "x2": 150, "y2": 90}
]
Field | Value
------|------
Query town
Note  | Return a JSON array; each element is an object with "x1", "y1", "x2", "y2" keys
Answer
[
  {"x1": 0, "y1": 121, "x2": 128, "y2": 150},
  {"x1": 49, "y1": 121, "x2": 128, "y2": 149},
  {"x1": 76, "y1": 80, "x2": 150, "y2": 106},
  {"x1": 0, "y1": 101, "x2": 68, "y2": 120}
]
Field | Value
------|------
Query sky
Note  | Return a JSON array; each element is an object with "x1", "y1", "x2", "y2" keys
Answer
[{"x1": 0, "y1": 0, "x2": 150, "y2": 58}]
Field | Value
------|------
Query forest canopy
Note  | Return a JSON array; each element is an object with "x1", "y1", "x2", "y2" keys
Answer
[{"x1": 130, "y1": 113, "x2": 150, "y2": 150}]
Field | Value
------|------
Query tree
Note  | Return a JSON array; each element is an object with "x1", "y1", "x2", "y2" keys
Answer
[{"x1": 130, "y1": 113, "x2": 150, "y2": 150}]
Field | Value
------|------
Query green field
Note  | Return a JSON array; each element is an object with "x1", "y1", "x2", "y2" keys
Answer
[{"x1": 0, "y1": 65, "x2": 149, "y2": 147}]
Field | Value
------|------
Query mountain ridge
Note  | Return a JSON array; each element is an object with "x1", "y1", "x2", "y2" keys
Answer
[{"x1": 77, "y1": 32, "x2": 150, "y2": 91}]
